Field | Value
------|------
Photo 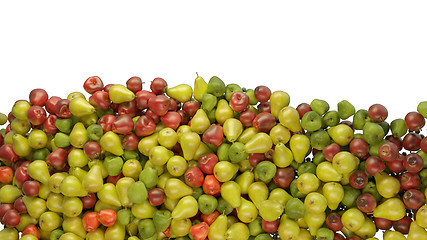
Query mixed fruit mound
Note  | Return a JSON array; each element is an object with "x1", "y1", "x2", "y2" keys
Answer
[{"x1": 1, "y1": 75, "x2": 427, "y2": 240}]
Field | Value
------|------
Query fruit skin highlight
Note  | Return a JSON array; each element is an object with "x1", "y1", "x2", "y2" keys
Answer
[{"x1": 1, "y1": 74, "x2": 427, "y2": 239}]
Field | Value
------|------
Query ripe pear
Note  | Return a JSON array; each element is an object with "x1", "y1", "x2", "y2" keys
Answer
[
  {"x1": 223, "y1": 118, "x2": 243, "y2": 143},
  {"x1": 407, "y1": 221, "x2": 427, "y2": 240},
  {"x1": 59, "y1": 175, "x2": 88, "y2": 197},
  {"x1": 48, "y1": 172, "x2": 68, "y2": 193},
  {"x1": 237, "y1": 197, "x2": 258, "y2": 223},
  {"x1": 105, "y1": 222, "x2": 126, "y2": 240},
  {"x1": 109, "y1": 84, "x2": 135, "y2": 104},
  {"x1": 248, "y1": 181, "x2": 269, "y2": 209},
  {"x1": 116, "y1": 177, "x2": 135, "y2": 207},
  {"x1": 0, "y1": 227, "x2": 19, "y2": 240},
  {"x1": 373, "y1": 198, "x2": 406, "y2": 221},
  {"x1": 278, "y1": 106, "x2": 301, "y2": 133},
  {"x1": 225, "y1": 222, "x2": 250, "y2": 240},
  {"x1": 62, "y1": 216, "x2": 87, "y2": 239},
  {"x1": 166, "y1": 84, "x2": 193, "y2": 103},
  {"x1": 69, "y1": 122, "x2": 89, "y2": 148},
  {"x1": 290, "y1": 134, "x2": 310, "y2": 163},
  {"x1": 138, "y1": 132, "x2": 159, "y2": 156},
  {"x1": 46, "y1": 192, "x2": 64, "y2": 213},
  {"x1": 22, "y1": 196, "x2": 47, "y2": 219},
  {"x1": 278, "y1": 215, "x2": 300, "y2": 240},
  {"x1": 97, "y1": 183, "x2": 122, "y2": 207},
  {"x1": 62, "y1": 196, "x2": 83, "y2": 217},
  {"x1": 28, "y1": 159, "x2": 50, "y2": 185},
  {"x1": 86, "y1": 229, "x2": 105, "y2": 240},
  {"x1": 100, "y1": 131, "x2": 124, "y2": 156},
  {"x1": 374, "y1": 172, "x2": 400, "y2": 198},
  {"x1": 131, "y1": 200, "x2": 157, "y2": 219},
  {"x1": 221, "y1": 181, "x2": 241, "y2": 208},
  {"x1": 268, "y1": 188, "x2": 293, "y2": 209},
  {"x1": 180, "y1": 131, "x2": 201, "y2": 160},
  {"x1": 213, "y1": 161, "x2": 239, "y2": 182},
  {"x1": 190, "y1": 109, "x2": 210, "y2": 134},
  {"x1": 354, "y1": 217, "x2": 377, "y2": 239},
  {"x1": 69, "y1": 97, "x2": 95, "y2": 117},
  {"x1": 332, "y1": 151, "x2": 359, "y2": 174},
  {"x1": 38, "y1": 211, "x2": 62, "y2": 232},
  {"x1": 0, "y1": 185, "x2": 22, "y2": 204},
  {"x1": 304, "y1": 211, "x2": 326, "y2": 237},
  {"x1": 327, "y1": 124, "x2": 354, "y2": 146},
  {"x1": 12, "y1": 133, "x2": 32, "y2": 157},
  {"x1": 258, "y1": 199, "x2": 284, "y2": 221},
  {"x1": 322, "y1": 182, "x2": 344, "y2": 210},
  {"x1": 164, "y1": 178, "x2": 193, "y2": 200},
  {"x1": 208, "y1": 214, "x2": 228, "y2": 240},
  {"x1": 171, "y1": 196, "x2": 198, "y2": 220},
  {"x1": 316, "y1": 161, "x2": 342, "y2": 182},
  {"x1": 244, "y1": 132, "x2": 273, "y2": 154},
  {"x1": 82, "y1": 164, "x2": 103, "y2": 193},
  {"x1": 193, "y1": 73, "x2": 208, "y2": 102},
  {"x1": 215, "y1": 99, "x2": 234, "y2": 125},
  {"x1": 270, "y1": 91, "x2": 290, "y2": 118}
]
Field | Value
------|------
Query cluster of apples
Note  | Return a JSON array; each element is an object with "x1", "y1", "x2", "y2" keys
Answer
[{"x1": 0, "y1": 74, "x2": 427, "y2": 240}]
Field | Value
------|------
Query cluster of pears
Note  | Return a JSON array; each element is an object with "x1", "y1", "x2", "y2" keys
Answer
[{"x1": 0, "y1": 74, "x2": 427, "y2": 240}]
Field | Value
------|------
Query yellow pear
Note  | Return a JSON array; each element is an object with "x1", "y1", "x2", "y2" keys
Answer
[
  {"x1": 278, "y1": 106, "x2": 301, "y2": 133},
  {"x1": 290, "y1": 134, "x2": 310, "y2": 163}
]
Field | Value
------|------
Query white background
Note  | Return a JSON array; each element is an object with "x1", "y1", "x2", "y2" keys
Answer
[{"x1": 1, "y1": 0, "x2": 426, "y2": 237}]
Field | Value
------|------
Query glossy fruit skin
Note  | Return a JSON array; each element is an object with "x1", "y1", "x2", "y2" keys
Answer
[
  {"x1": 403, "y1": 153, "x2": 424, "y2": 173},
  {"x1": 2, "y1": 209, "x2": 21, "y2": 227},
  {"x1": 402, "y1": 188, "x2": 425, "y2": 209},
  {"x1": 150, "y1": 77, "x2": 167, "y2": 95},
  {"x1": 184, "y1": 167, "x2": 204, "y2": 188},
  {"x1": 0, "y1": 166, "x2": 13, "y2": 184},
  {"x1": 273, "y1": 167, "x2": 294, "y2": 189},
  {"x1": 84, "y1": 76, "x2": 104, "y2": 94},
  {"x1": 405, "y1": 111, "x2": 425, "y2": 131},
  {"x1": 203, "y1": 175, "x2": 221, "y2": 195},
  {"x1": 198, "y1": 153, "x2": 218, "y2": 175},
  {"x1": 148, "y1": 188, "x2": 165, "y2": 206},
  {"x1": 98, "y1": 209, "x2": 117, "y2": 227},
  {"x1": 83, "y1": 212, "x2": 100, "y2": 232},
  {"x1": 368, "y1": 103, "x2": 388, "y2": 122}
]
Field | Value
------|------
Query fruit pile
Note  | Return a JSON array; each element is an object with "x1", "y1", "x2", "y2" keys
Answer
[{"x1": 0, "y1": 74, "x2": 427, "y2": 240}]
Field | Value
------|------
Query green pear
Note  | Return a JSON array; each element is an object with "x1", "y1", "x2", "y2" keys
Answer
[
  {"x1": 82, "y1": 164, "x2": 103, "y2": 193},
  {"x1": 97, "y1": 183, "x2": 122, "y2": 207},
  {"x1": 332, "y1": 151, "x2": 359, "y2": 174},
  {"x1": 337, "y1": 100, "x2": 355, "y2": 120},
  {"x1": 310, "y1": 129, "x2": 331, "y2": 150},
  {"x1": 221, "y1": 181, "x2": 241, "y2": 208},
  {"x1": 207, "y1": 76, "x2": 226, "y2": 97},
  {"x1": 164, "y1": 178, "x2": 193, "y2": 200},
  {"x1": 270, "y1": 90, "x2": 290, "y2": 118},
  {"x1": 59, "y1": 175, "x2": 88, "y2": 197},
  {"x1": 131, "y1": 200, "x2": 157, "y2": 219},
  {"x1": 12, "y1": 133, "x2": 32, "y2": 157},
  {"x1": 166, "y1": 84, "x2": 193, "y2": 103},
  {"x1": 244, "y1": 132, "x2": 273, "y2": 154},
  {"x1": 363, "y1": 122, "x2": 385, "y2": 145},
  {"x1": 310, "y1": 99, "x2": 329, "y2": 116},
  {"x1": 109, "y1": 84, "x2": 135, "y2": 104},
  {"x1": 301, "y1": 111, "x2": 322, "y2": 132},
  {"x1": 327, "y1": 124, "x2": 354, "y2": 146},
  {"x1": 105, "y1": 222, "x2": 126, "y2": 240},
  {"x1": 69, "y1": 122, "x2": 89, "y2": 148},
  {"x1": 171, "y1": 196, "x2": 198, "y2": 220},
  {"x1": 390, "y1": 118, "x2": 408, "y2": 138},
  {"x1": 100, "y1": 131, "x2": 124, "y2": 156},
  {"x1": 28, "y1": 160, "x2": 50, "y2": 185},
  {"x1": 69, "y1": 97, "x2": 95, "y2": 117},
  {"x1": 278, "y1": 106, "x2": 301, "y2": 133},
  {"x1": 223, "y1": 118, "x2": 243, "y2": 143},
  {"x1": 0, "y1": 228, "x2": 19, "y2": 240},
  {"x1": 201, "y1": 93, "x2": 218, "y2": 112},
  {"x1": 180, "y1": 131, "x2": 201, "y2": 160},
  {"x1": 128, "y1": 181, "x2": 148, "y2": 204},
  {"x1": 353, "y1": 109, "x2": 370, "y2": 130},
  {"x1": 417, "y1": 101, "x2": 427, "y2": 118},
  {"x1": 193, "y1": 73, "x2": 208, "y2": 102},
  {"x1": 323, "y1": 110, "x2": 340, "y2": 127},
  {"x1": 290, "y1": 134, "x2": 310, "y2": 163}
]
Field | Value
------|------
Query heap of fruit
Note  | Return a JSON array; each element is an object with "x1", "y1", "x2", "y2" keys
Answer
[{"x1": 1, "y1": 74, "x2": 427, "y2": 240}]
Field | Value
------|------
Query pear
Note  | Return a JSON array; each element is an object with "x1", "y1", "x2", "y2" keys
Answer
[
  {"x1": 270, "y1": 90, "x2": 290, "y2": 118},
  {"x1": 278, "y1": 216, "x2": 300, "y2": 240},
  {"x1": 208, "y1": 214, "x2": 228, "y2": 240},
  {"x1": 128, "y1": 181, "x2": 148, "y2": 204},
  {"x1": 48, "y1": 172, "x2": 68, "y2": 193},
  {"x1": 244, "y1": 132, "x2": 273, "y2": 154},
  {"x1": 193, "y1": 73, "x2": 208, "y2": 102},
  {"x1": 166, "y1": 84, "x2": 193, "y2": 103},
  {"x1": 171, "y1": 196, "x2": 198, "y2": 220},
  {"x1": 258, "y1": 199, "x2": 284, "y2": 222},
  {"x1": 180, "y1": 131, "x2": 201, "y2": 160},
  {"x1": 322, "y1": 182, "x2": 344, "y2": 210},
  {"x1": 116, "y1": 177, "x2": 135, "y2": 207},
  {"x1": 82, "y1": 164, "x2": 103, "y2": 193},
  {"x1": 237, "y1": 197, "x2": 258, "y2": 223},
  {"x1": 109, "y1": 84, "x2": 135, "y2": 104},
  {"x1": 223, "y1": 118, "x2": 243, "y2": 143},
  {"x1": 374, "y1": 172, "x2": 400, "y2": 198},
  {"x1": 69, "y1": 97, "x2": 95, "y2": 117},
  {"x1": 28, "y1": 160, "x2": 50, "y2": 185},
  {"x1": 278, "y1": 106, "x2": 301, "y2": 133},
  {"x1": 0, "y1": 185, "x2": 22, "y2": 204},
  {"x1": 131, "y1": 200, "x2": 157, "y2": 219},
  {"x1": 12, "y1": 133, "x2": 32, "y2": 157},
  {"x1": 269, "y1": 124, "x2": 291, "y2": 145},
  {"x1": 354, "y1": 217, "x2": 377, "y2": 239},
  {"x1": 86, "y1": 229, "x2": 105, "y2": 240},
  {"x1": 22, "y1": 196, "x2": 47, "y2": 219},
  {"x1": 337, "y1": 100, "x2": 356, "y2": 120},
  {"x1": 221, "y1": 181, "x2": 241, "y2": 208},
  {"x1": 248, "y1": 181, "x2": 269, "y2": 209},
  {"x1": 62, "y1": 196, "x2": 83, "y2": 217},
  {"x1": 235, "y1": 171, "x2": 254, "y2": 195},
  {"x1": 100, "y1": 131, "x2": 124, "y2": 156},
  {"x1": 407, "y1": 221, "x2": 427, "y2": 240},
  {"x1": 215, "y1": 99, "x2": 234, "y2": 125},
  {"x1": 39, "y1": 211, "x2": 63, "y2": 232},
  {"x1": 373, "y1": 198, "x2": 406, "y2": 221},
  {"x1": 190, "y1": 109, "x2": 210, "y2": 134},
  {"x1": 97, "y1": 183, "x2": 122, "y2": 207},
  {"x1": 316, "y1": 161, "x2": 342, "y2": 182},
  {"x1": 105, "y1": 222, "x2": 126, "y2": 240},
  {"x1": 15, "y1": 214, "x2": 37, "y2": 232},
  {"x1": 310, "y1": 99, "x2": 329, "y2": 116},
  {"x1": 213, "y1": 161, "x2": 239, "y2": 183},
  {"x1": 164, "y1": 178, "x2": 193, "y2": 200},
  {"x1": 138, "y1": 132, "x2": 159, "y2": 156},
  {"x1": 62, "y1": 216, "x2": 87, "y2": 239},
  {"x1": 289, "y1": 134, "x2": 310, "y2": 163},
  {"x1": 0, "y1": 228, "x2": 19, "y2": 240},
  {"x1": 268, "y1": 188, "x2": 293, "y2": 209},
  {"x1": 69, "y1": 122, "x2": 89, "y2": 148},
  {"x1": 225, "y1": 222, "x2": 250, "y2": 240},
  {"x1": 332, "y1": 151, "x2": 359, "y2": 174},
  {"x1": 417, "y1": 101, "x2": 427, "y2": 118},
  {"x1": 363, "y1": 122, "x2": 385, "y2": 145},
  {"x1": 69, "y1": 167, "x2": 88, "y2": 183},
  {"x1": 59, "y1": 175, "x2": 88, "y2": 197},
  {"x1": 327, "y1": 124, "x2": 354, "y2": 146},
  {"x1": 46, "y1": 192, "x2": 64, "y2": 213},
  {"x1": 304, "y1": 211, "x2": 326, "y2": 237}
]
